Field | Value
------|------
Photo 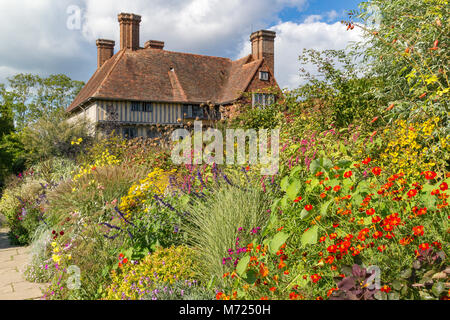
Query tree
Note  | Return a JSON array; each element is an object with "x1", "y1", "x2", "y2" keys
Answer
[{"x1": 5, "y1": 73, "x2": 84, "y2": 130}]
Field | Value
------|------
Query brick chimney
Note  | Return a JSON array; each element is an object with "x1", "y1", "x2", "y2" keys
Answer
[
  {"x1": 250, "y1": 30, "x2": 276, "y2": 74},
  {"x1": 118, "y1": 13, "x2": 141, "y2": 51},
  {"x1": 145, "y1": 40, "x2": 165, "y2": 50},
  {"x1": 96, "y1": 39, "x2": 115, "y2": 69}
]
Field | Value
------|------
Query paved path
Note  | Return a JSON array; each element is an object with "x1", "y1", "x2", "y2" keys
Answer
[{"x1": 0, "y1": 228, "x2": 47, "y2": 300}]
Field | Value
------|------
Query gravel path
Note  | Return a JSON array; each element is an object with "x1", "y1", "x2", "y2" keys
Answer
[{"x1": 0, "y1": 228, "x2": 48, "y2": 300}]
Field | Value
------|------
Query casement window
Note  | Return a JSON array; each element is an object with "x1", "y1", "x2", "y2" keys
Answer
[
  {"x1": 252, "y1": 93, "x2": 275, "y2": 108},
  {"x1": 143, "y1": 102, "x2": 153, "y2": 113},
  {"x1": 259, "y1": 71, "x2": 269, "y2": 81},
  {"x1": 122, "y1": 127, "x2": 138, "y2": 139},
  {"x1": 131, "y1": 102, "x2": 141, "y2": 112},
  {"x1": 183, "y1": 105, "x2": 204, "y2": 119}
]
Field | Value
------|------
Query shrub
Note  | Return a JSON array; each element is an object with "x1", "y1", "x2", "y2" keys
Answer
[{"x1": 104, "y1": 246, "x2": 199, "y2": 300}]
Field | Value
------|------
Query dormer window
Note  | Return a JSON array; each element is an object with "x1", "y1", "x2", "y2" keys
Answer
[{"x1": 259, "y1": 71, "x2": 269, "y2": 81}]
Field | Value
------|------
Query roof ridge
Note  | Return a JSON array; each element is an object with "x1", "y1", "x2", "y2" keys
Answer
[{"x1": 154, "y1": 48, "x2": 233, "y2": 62}]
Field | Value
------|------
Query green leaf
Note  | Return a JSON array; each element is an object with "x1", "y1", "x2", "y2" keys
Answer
[
  {"x1": 320, "y1": 199, "x2": 333, "y2": 217},
  {"x1": 280, "y1": 176, "x2": 289, "y2": 192},
  {"x1": 286, "y1": 179, "x2": 301, "y2": 200},
  {"x1": 300, "y1": 208, "x2": 311, "y2": 219},
  {"x1": 310, "y1": 159, "x2": 321, "y2": 174},
  {"x1": 432, "y1": 282, "x2": 445, "y2": 297},
  {"x1": 269, "y1": 232, "x2": 289, "y2": 254},
  {"x1": 301, "y1": 225, "x2": 318, "y2": 247},
  {"x1": 236, "y1": 255, "x2": 250, "y2": 276},
  {"x1": 243, "y1": 269, "x2": 258, "y2": 284}
]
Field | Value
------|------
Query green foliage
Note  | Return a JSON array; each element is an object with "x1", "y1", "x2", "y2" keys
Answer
[
  {"x1": 296, "y1": 49, "x2": 385, "y2": 128},
  {"x1": 19, "y1": 112, "x2": 93, "y2": 165},
  {"x1": 181, "y1": 178, "x2": 271, "y2": 284},
  {"x1": 3, "y1": 73, "x2": 84, "y2": 130},
  {"x1": 354, "y1": 0, "x2": 449, "y2": 124},
  {"x1": 104, "y1": 246, "x2": 199, "y2": 300}
]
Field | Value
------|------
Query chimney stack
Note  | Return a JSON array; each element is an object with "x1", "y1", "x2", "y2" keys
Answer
[
  {"x1": 96, "y1": 39, "x2": 115, "y2": 69},
  {"x1": 145, "y1": 40, "x2": 165, "y2": 50},
  {"x1": 118, "y1": 13, "x2": 141, "y2": 51},
  {"x1": 250, "y1": 30, "x2": 276, "y2": 74}
]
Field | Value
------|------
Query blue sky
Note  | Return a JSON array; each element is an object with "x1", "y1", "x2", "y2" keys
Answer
[
  {"x1": 279, "y1": 0, "x2": 362, "y2": 23},
  {"x1": 0, "y1": 0, "x2": 365, "y2": 89}
]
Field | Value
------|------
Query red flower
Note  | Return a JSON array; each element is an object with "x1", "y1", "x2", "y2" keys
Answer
[
  {"x1": 366, "y1": 208, "x2": 375, "y2": 216},
  {"x1": 422, "y1": 171, "x2": 437, "y2": 180},
  {"x1": 315, "y1": 171, "x2": 324, "y2": 177},
  {"x1": 440, "y1": 182, "x2": 448, "y2": 191},
  {"x1": 412, "y1": 226, "x2": 424, "y2": 237},
  {"x1": 407, "y1": 189, "x2": 418, "y2": 198},
  {"x1": 333, "y1": 185, "x2": 341, "y2": 192},
  {"x1": 372, "y1": 216, "x2": 381, "y2": 223},
  {"x1": 371, "y1": 167, "x2": 382, "y2": 176},
  {"x1": 418, "y1": 243, "x2": 430, "y2": 251},
  {"x1": 320, "y1": 193, "x2": 327, "y2": 199},
  {"x1": 432, "y1": 241, "x2": 442, "y2": 249},
  {"x1": 311, "y1": 274, "x2": 322, "y2": 283},
  {"x1": 293, "y1": 196, "x2": 302, "y2": 203},
  {"x1": 373, "y1": 230, "x2": 383, "y2": 239},
  {"x1": 371, "y1": 116, "x2": 379, "y2": 123},
  {"x1": 381, "y1": 285, "x2": 391, "y2": 293},
  {"x1": 362, "y1": 158, "x2": 371, "y2": 165},
  {"x1": 305, "y1": 204, "x2": 313, "y2": 211},
  {"x1": 377, "y1": 245, "x2": 387, "y2": 252},
  {"x1": 289, "y1": 292, "x2": 300, "y2": 300},
  {"x1": 344, "y1": 171, "x2": 353, "y2": 178}
]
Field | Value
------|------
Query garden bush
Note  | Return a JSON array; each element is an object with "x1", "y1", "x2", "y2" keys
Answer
[{"x1": 104, "y1": 246, "x2": 200, "y2": 300}]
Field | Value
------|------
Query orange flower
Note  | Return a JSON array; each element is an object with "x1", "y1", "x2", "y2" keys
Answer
[
  {"x1": 260, "y1": 263, "x2": 269, "y2": 277},
  {"x1": 269, "y1": 287, "x2": 277, "y2": 292},
  {"x1": 320, "y1": 193, "x2": 327, "y2": 199},
  {"x1": 333, "y1": 185, "x2": 341, "y2": 192},
  {"x1": 316, "y1": 171, "x2": 324, "y2": 177},
  {"x1": 373, "y1": 230, "x2": 383, "y2": 239},
  {"x1": 381, "y1": 285, "x2": 391, "y2": 293}
]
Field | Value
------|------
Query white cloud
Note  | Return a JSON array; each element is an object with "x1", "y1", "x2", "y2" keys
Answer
[{"x1": 238, "y1": 20, "x2": 363, "y2": 89}]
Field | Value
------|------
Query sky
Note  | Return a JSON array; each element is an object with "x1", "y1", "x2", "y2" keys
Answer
[{"x1": 0, "y1": 0, "x2": 364, "y2": 90}]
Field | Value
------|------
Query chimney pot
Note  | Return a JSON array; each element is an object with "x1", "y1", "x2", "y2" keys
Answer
[
  {"x1": 96, "y1": 39, "x2": 115, "y2": 69},
  {"x1": 118, "y1": 13, "x2": 142, "y2": 51},
  {"x1": 145, "y1": 40, "x2": 165, "y2": 50}
]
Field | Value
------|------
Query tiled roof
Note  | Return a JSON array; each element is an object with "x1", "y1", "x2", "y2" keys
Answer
[{"x1": 67, "y1": 48, "x2": 264, "y2": 112}]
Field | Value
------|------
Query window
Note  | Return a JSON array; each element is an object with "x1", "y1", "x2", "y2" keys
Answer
[
  {"x1": 143, "y1": 102, "x2": 153, "y2": 113},
  {"x1": 259, "y1": 71, "x2": 269, "y2": 81},
  {"x1": 252, "y1": 93, "x2": 275, "y2": 108},
  {"x1": 131, "y1": 102, "x2": 141, "y2": 112},
  {"x1": 192, "y1": 105, "x2": 204, "y2": 118},
  {"x1": 182, "y1": 105, "x2": 203, "y2": 119},
  {"x1": 122, "y1": 127, "x2": 137, "y2": 139}
]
